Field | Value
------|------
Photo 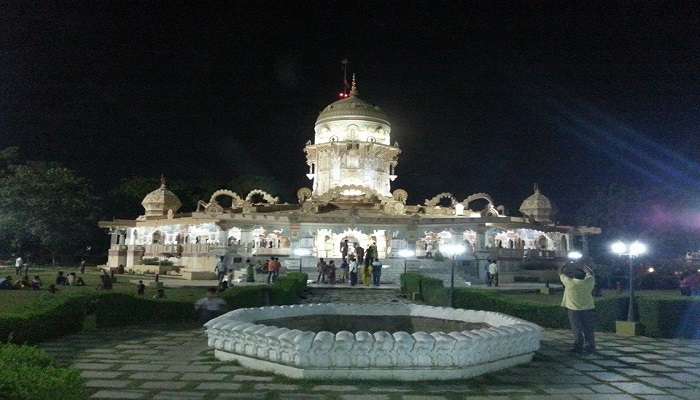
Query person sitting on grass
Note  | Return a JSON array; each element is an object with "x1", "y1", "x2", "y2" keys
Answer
[
  {"x1": 31, "y1": 275, "x2": 42, "y2": 290},
  {"x1": 194, "y1": 287, "x2": 227, "y2": 324},
  {"x1": 98, "y1": 270, "x2": 113, "y2": 290},
  {"x1": 55, "y1": 271, "x2": 67, "y2": 286},
  {"x1": 75, "y1": 276, "x2": 86, "y2": 286},
  {"x1": 559, "y1": 262, "x2": 596, "y2": 354},
  {"x1": 0, "y1": 276, "x2": 14, "y2": 290},
  {"x1": 48, "y1": 284, "x2": 58, "y2": 294},
  {"x1": 153, "y1": 288, "x2": 166, "y2": 299},
  {"x1": 16, "y1": 275, "x2": 30, "y2": 289},
  {"x1": 137, "y1": 280, "x2": 146, "y2": 296},
  {"x1": 67, "y1": 272, "x2": 76, "y2": 286}
]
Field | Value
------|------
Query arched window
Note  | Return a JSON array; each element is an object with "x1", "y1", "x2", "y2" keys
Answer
[{"x1": 152, "y1": 231, "x2": 162, "y2": 245}]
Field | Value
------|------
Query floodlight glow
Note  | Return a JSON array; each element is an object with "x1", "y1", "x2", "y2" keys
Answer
[
  {"x1": 629, "y1": 241, "x2": 647, "y2": 257},
  {"x1": 647, "y1": 267, "x2": 655, "y2": 273},
  {"x1": 611, "y1": 241, "x2": 627, "y2": 255},
  {"x1": 442, "y1": 243, "x2": 466, "y2": 257},
  {"x1": 293, "y1": 248, "x2": 311, "y2": 257},
  {"x1": 398, "y1": 249, "x2": 415, "y2": 258},
  {"x1": 567, "y1": 251, "x2": 583, "y2": 260}
]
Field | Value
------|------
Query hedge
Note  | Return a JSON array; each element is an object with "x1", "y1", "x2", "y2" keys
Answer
[
  {"x1": 638, "y1": 297, "x2": 700, "y2": 338},
  {"x1": 400, "y1": 272, "x2": 697, "y2": 337},
  {"x1": 1, "y1": 272, "x2": 309, "y2": 344},
  {"x1": 0, "y1": 343, "x2": 87, "y2": 400},
  {"x1": 0, "y1": 293, "x2": 92, "y2": 344},
  {"x1": 222, "y1": 272, "x2": 308, "y2": 308},
  {"x1": 94, "y1": 294, "x2": 195, "y2": 327}
]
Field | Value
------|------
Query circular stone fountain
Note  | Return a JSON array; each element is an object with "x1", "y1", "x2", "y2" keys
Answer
[{"x1": 204, "y1": 303, "x2": 542, "y2": 381}]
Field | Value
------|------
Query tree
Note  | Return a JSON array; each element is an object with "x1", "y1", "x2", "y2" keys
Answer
[{"x1": 0, "y1": 163, "x2": 99, "y2": 264}]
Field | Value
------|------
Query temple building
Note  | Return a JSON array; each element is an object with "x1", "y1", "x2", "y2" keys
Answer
[{"x1": 99, "y1": 77, "x2": 600, "y2": 283}]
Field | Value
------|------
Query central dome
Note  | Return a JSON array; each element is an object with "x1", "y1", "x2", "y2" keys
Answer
[{"x1": 315, "y1": 94, "x2": 390, "y2": 126}]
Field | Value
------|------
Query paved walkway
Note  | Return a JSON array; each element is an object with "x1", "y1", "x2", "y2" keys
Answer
[{"x1": 38, "y1": 288, "x2": 700, "y2": 400}]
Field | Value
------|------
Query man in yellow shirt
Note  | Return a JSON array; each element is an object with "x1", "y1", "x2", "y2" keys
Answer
[{"x1": 559, "y1": 263, "x2": 596, "y2": 354}]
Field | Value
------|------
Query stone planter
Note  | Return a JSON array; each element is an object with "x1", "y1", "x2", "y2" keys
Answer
[
  {"x1": 205, "y1": 303, "x2": 542, "y2": 380},
  {"x1": 128, "y1": 264, "x2": 178, "y2": 275}
]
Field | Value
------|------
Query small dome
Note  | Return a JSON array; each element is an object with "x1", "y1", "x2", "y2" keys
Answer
[
  {"x1": 141, "y1": 176, "x2": 182, "y2": 218},
  {"x1": 519, "y1": 184, "x2": 555, "y2": 223},
  {"x1": 315, "y1": 78, "x2": 390, "y2": 126}
]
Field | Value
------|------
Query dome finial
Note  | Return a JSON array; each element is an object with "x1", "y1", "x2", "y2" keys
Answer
[
  {"x1": 533, "y1": 183, "x2": 539, "y2": 193},
  {"x1": 350, "y1": 73, "x2": 359, "y2": 97},
  {"x1": 160, "y1": 174, "x2": 167, "y2": 188}
]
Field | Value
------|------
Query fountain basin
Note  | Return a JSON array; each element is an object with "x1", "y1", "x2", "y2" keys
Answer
[{"x1": 204, "y1": 303, "x2": 542, "y2": 381}]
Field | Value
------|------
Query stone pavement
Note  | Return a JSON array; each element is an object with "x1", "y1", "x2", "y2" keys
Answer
[
  {"x1": 37, "y1": 289, "x2": 700, "y2": 400},
  {"x1": 40, "y1": 324, "x2": 700, "y2": 400}
]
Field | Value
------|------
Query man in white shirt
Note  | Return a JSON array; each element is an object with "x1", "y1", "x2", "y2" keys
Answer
[
  {"x1": 195, "y1": 288, "x2": 227, "y2": 324},
  {"x1": 15, "y1": 256, "x2": 23, "y2": 276},
  {"x1": 488, "y1": 260, "x2": 499, "y2": 287}
]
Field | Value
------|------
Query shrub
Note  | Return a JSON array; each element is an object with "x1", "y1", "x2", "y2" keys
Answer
[
  {"x1": 514, "y1": 276, "x2": 540, "y2": 283},
  {"x1": 158, "y1": 260, "x2": 174, "y2": 266},
  {"x1": 94, "y1": 293, "x2": 195, "y2": 327},
  {"x1": 0, "y1": 294, "x2": 91, "y2": 344},
  {"x1": 222, "y1": 285, "x2": 270, "y2": 309},
  {"x1": 0, "y1": 344, "x2": 87, "y2": 400},
  {"x1": 141, "y1": 257, "x2": 159, "y2": 265},
  {"x1": 421, "y1": 277, "x2": 448, "y2": 306},
  {"x1": 400, "y1": 272, "x2": 422, "y2": 295},
  {"x1": 638, "y1": 297, "x2": 700, "y2": 338},
  {"x1": 432, "y1": 250, "x2": 445, "y2": 261},
  {"x1": 452, "y1": 288, "x2": 570, "y2": 329}
]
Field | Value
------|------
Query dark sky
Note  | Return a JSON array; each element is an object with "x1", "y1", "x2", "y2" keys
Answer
[{"x1": 1, "y1": 2, "x2": 699, "y2": 223}]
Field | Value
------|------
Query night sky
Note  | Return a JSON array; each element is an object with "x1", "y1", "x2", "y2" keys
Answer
[{"x1": 2, "y1": 2, "x2": 699, "y2": 225}]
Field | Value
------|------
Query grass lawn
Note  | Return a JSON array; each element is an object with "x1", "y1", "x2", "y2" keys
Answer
[
  {"x1": 0, "y1": 266, "x2": 211, "y2": 315},
  {"x1": 460, "y1": 287, "x2": 689, "y2": 306}
]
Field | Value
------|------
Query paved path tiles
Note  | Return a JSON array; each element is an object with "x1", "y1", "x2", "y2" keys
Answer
[{"x1": 38, "y1": 288, "x2": 700, "y2": 399}]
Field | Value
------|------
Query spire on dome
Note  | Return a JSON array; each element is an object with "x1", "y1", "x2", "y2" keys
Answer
[
  {"x1": 533, "y1": 183, "x2": 539, "y2": 193},
  {"x1": 350, "y1": 73, "x2": 359, "y2": 97},
  {"x1": 160, "y1": 174, "x2": 167, "y2": 188}
]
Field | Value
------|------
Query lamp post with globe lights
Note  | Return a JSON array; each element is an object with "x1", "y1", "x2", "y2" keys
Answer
[
  {"x1": 611, "y1": 240, "x2": 647, "y2": 335},
  {"x1": 442, "y1": 243, "x2": 466, "y2": 307},
  {"x1": 293, "y1": 248, "x2": 311, "y2": 273},
  {"x1": 398, "y1": 248, "x2": 415, "y2": 275}
]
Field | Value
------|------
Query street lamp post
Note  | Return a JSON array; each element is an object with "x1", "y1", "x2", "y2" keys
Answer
[
  {"x1": 611, "y1": 240, "x2": 647, "y2": 334},
  {"x1": 398, "y1": 249, "x2": 415, "y2": 275},
  {"x1": 293, "y1": 248, "x2": 311, "y2": 273},
  {"x1": 442, "y1": 244, "x2": 466, "y2": 307}
]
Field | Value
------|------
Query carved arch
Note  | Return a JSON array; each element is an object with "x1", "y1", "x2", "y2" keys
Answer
[
  {"x1": 424, "y1": 192, "x2": 457, "y2": 207},
  {"x1": 209, "y1": 189, "x2": 245, "y2": 208},
  {"x1": 462, "y1": 192, "x2": 495, "y2": 208},
  {"x1": 245, "y1": 189, "x2": 279, "y2": 205},
  {"x1": 318, "y1": 185, "x2": 384, "y2": 204}
]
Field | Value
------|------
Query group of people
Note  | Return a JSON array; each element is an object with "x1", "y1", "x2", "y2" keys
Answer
[
  {"x1": 0, "y1": 256, "x2": 90, "y2": 292},
  {"x1": 316, "y1": 240, "x2": 383, "y2": 286}
]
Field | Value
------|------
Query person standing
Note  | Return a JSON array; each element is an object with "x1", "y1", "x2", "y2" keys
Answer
[
  {"x1": 488, "y1": 260, "x2": 499, "y2": 287},
  {"x1": 14, "y1": 256, "x2": 23, "y2": 276},
  {"x1": 559, "y1": 263, "x2": 596, "y2": 354},
  {"x1": 365, "y1": 243, "x2": 377, "y2": 268},
  {"x1": 137, "y1": 280, "x2": 146, "y2": 296},
  {"x1": 245, "y1": 259, "x2": 255, "y2": 282},
  {"x1": 339, "y1": 258, "x2": 349, "y2": 283},
  {"x1": 327, "y1": 260, "x2": 336, "y2": 284},
  {"x1": 316, "y1": 258, "x2": 327, "y2": 284},
  {"x1": 349, "y1": 257, "x2": 358, "y2": 286},
  {"x1": 215, "y1": 257, "x2": 226, "y2": 282},
  {"x1": 340, "y1": 239, "x2": 349, "y2": 261},
  {"x1": 354, "y1": 244, "x2": 365, "y2": 267},
  {"x1": 371, "y1": 259, "x2": 382, "y2": 286},
  {"x1": 79, "y1": 259, "x2": 86, "y2": 274}
]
